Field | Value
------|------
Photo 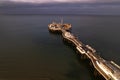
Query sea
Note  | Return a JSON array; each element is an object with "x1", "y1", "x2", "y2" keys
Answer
[{"x1": 0, "y1": 14, "x2": 120, "y2": 80}]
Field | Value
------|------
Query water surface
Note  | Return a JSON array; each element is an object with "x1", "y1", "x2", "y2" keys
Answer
[{"x1": 0, "y1": 15, "x2": 120, "y2": 80}]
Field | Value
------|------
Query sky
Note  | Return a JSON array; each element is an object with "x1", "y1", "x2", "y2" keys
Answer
[
  {"x1": 1, "y1": 0, "x2": 120, "y2": 3},
  {"x1": 0, "y1": 0, "x2": 120, "y2": 15},
  {"x1": 1, "y1": 0, "x2": 89, "y2": 3}
]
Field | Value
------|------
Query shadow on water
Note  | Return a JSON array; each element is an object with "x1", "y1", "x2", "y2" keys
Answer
[
  {"x1": 48, "y1": 31, "x2": 105, "y2": 80},
  {"x1": 48, "y1": 30, "x2": 62, "y2": 35},
  {"x1": 62, "y1": 39, "x2": 105, "y2": 80}
]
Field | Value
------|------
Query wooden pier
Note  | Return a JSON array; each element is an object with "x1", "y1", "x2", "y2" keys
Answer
[{"x1": 48, "y1": 22, "x2": 120, "y2": 80}]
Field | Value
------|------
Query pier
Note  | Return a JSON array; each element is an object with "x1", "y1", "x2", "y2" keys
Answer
[{"x1": 48, "y1": 21, "x2": 120, "y2": 80}]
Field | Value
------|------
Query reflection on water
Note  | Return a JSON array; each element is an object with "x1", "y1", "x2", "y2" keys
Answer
[{"x1": 0, "y1": 15, "x2": 120, "y2": 80}]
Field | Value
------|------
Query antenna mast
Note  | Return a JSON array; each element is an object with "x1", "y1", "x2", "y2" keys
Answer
[{"x1": 61, "y1": 17, "x2": 63, "y2": 24}]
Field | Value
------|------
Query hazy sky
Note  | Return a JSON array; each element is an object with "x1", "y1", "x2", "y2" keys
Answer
[
  {"x1": 1, "y1": 0, "x2": 120, "y2": 3},
  {"x1": 0, "y1": 0, "x2": 120, "y2": 15}
]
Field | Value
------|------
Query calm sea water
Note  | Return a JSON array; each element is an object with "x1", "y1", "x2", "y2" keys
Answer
[{"x1": 0, "y1": 15, "x2": 120, "y2": 80}]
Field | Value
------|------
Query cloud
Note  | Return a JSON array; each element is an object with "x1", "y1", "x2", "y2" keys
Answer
[
  {"x1": 0, "y1": 0, "x2": 119, "y2": 4},
  {"x1": 0, "y1": 0, "x2": 120, "y2": 15},
  {"x1": 0, "y1": 0, "x2": 94, "y2": 4}
]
